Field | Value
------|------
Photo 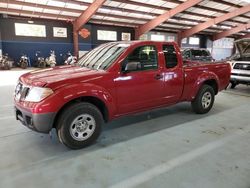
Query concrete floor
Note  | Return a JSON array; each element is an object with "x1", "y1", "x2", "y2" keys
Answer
[{"x1": 0, "y1": 68, "x2": 250, "y2": 188}]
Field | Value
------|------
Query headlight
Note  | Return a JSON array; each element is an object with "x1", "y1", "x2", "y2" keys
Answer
[{"x1": 24, "y1": 87, "x2": 53, "y2": 102}]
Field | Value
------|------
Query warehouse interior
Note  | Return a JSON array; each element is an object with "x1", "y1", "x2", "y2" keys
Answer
[{"x1": 0, "y1": 0, "x2": 250, "y2": 187}]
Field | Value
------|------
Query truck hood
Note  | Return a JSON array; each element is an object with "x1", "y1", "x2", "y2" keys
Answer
[
  {"x1": 235, "y1": 38, "x2": 250, "y2": 57},
  {"x1": 20, "y1": 65, "x2": 104, "y2": 89}
]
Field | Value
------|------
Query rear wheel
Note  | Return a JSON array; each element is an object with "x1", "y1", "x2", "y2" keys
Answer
[
  {"x1": 191, "y1": 84, "x2": 215, "y2": 114},
  {"x1": 56, "y1": 102, "x2": 103, "y2": 149}
]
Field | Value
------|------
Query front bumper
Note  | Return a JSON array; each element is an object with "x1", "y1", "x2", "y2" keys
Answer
[
  {"x1": 15, "y1": 105, "x2": 56, "y2": 133},
  {"x1": 230, "y1": 68, "x2": 250, "y2": 82},
  {"x1": 230, "y1": 73, "x2": 250, "y2": 84}
]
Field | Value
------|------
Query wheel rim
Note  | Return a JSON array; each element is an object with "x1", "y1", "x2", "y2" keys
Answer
[
  {"x1": 69, "y1": 114, "x2": 96, "y2": 141},
  {"x1": 201, "y1": 92, "x2": 212, "y2": 109}
]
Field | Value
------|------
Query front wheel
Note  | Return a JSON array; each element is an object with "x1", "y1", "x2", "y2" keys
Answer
[
  {"x1": 191, "y1": 84, "x2": 215, "y2": 114},
  {"x1": 56, "y1": 102, "x2": 103, "y2": 149}
]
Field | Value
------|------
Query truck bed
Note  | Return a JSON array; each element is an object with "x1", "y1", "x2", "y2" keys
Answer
[{"x1": 182, "y1": 61, "x2": 230, "y2": 101}]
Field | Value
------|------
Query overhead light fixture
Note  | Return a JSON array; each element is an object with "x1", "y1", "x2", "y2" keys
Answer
[{"x1": 221, "y1": 25, "x2": 232, "y2": 29}]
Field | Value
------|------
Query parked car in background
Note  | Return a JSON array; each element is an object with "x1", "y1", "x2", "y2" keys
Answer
[
  {"x1": 182, "y1": 48, "x2": 214, "y2": 63},
  {"x1": 14, "y1": 41, "x2": 230, "y2": 149},
  {"x1": 228, "y1": 38, "x2": 250, "y2": 89}
]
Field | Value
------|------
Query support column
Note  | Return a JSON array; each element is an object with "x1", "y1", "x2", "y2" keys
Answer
[
  {"x1": 134, "y1": 28, "x2": 140, "y2": 40},
  {"x1": 73, "y1": 24, "x2": 79, "y2": 58},
  {"x1": 177, "y1": 32, "x2": 182, "y2": 47}
]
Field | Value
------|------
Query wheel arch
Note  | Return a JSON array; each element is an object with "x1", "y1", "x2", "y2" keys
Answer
[
  {"x1": 53, "y1": 96, "x2": 109, "y2": 129},
  {"x1": 203, "y1": 79, "x2": 218, "y2": 95},
  {"x1": 191, "y1": 72, "x2": 219, "y2": 100}
]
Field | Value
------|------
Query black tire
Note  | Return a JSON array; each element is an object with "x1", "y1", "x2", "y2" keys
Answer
[
  {"x1": 56, "y1": 102, "x2": 103, "y2": 149},
  {"x1": 230, "y1": 82, "x2": 237, "y2": 89},
  {"x1": 191, "y1": 84, "x2": 215, "y2": 114}
]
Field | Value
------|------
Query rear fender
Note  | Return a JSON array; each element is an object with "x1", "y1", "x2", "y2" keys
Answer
[{"x1": 191, "y1": 71, "x2": 219, "y2": 100}]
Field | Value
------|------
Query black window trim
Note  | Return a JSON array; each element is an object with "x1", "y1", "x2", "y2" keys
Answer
[
  {"x1": 121, "y1": 44, "x2": 159, "y2": 73},
  {"x1": 162, "y1": 43, "x2": 179, "y2": 69}
]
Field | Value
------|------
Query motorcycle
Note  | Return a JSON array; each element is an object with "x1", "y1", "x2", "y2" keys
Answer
[
  {"x1": 45, "y1": 50, "x2": 56, "y2": 67},
  {"x1": 18, "y1": 54, "x2": 29, "y2": 69},
  {"x1": 35, "y1": 51, "x2": 46, "y2": 68},
  {"x1": 0, "y1": 54, "x2": 11, "y2": 70},
  {"x1": 64, "y1": 52, "x2": 77, "y2": 65}
]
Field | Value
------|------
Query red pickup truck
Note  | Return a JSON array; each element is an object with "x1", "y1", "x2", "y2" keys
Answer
[{"x1": 14, "y1": 41, "x2": 230, "y2": 149}]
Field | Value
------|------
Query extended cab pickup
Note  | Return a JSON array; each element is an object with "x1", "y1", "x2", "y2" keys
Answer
[{"x1": 14, "y1": 41, "x2": 230, "y2": 149}]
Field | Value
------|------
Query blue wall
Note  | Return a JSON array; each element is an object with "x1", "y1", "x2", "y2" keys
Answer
[
  {"x1": 0, "y1": 16, "x2": 135, "y2": 66},
  {"x1": 0, "y1": 17, "x2": 75, "y2": 65},
  {"x1": 2, "y1": 41, "x2": 73, "y2": 65}
]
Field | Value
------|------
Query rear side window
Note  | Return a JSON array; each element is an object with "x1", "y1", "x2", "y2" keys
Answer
[{"x1": 163, "y1": 45, "x2": 178, "y2": 68}]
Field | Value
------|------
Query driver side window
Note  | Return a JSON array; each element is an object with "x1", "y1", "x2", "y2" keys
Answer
[{"x1": 122, "y1": 45, "x2": 158, "y2": 72}]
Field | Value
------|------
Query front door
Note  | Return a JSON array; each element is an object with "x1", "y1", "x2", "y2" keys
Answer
[{"x1": 115, "y1": 45, "x2": 164, "y2": 115}]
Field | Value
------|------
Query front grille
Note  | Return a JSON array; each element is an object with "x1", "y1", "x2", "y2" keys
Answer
[{"x1": 233, "y1": 63, "x2": 250, "y2": 70}]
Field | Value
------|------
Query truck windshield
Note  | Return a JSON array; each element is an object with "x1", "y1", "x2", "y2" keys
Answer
[{"x1": 78, "y1": 43, "x2": 129, "y2": 70}]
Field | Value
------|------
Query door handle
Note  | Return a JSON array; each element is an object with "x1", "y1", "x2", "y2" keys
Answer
[{"x1": 154, "y1": 74, "x2": 163, "y2": 80}]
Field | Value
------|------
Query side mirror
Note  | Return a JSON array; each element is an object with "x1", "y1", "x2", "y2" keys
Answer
[{"x1": 123, "y1": 61, "x2": 141, "y2": 73}]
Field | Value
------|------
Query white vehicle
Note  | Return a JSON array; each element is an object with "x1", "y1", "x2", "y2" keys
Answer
[
  {"x1": 45, "y1": 50, "x2": 56, "y2": 67},
  {"x1": 229, "y1": 38, "x2": 250, "y2": 89}
]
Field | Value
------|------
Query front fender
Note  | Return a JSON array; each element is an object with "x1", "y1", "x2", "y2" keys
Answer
[
  {"x1": 33, "y1": 83, "x2": 116, "y2": 120},
  {"x1": 191, "y1": 71, "x2": 219, "y2": 100}
]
